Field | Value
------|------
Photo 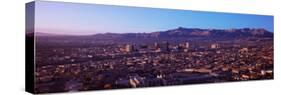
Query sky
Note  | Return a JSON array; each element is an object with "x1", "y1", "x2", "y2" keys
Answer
[{"x1": 34, "y1": 1, "x2": 274, "y2": 35}]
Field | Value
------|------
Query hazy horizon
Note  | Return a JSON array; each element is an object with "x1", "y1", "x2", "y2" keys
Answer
[
  {"x1": 33, "y1": 1, "x2": 273, "y2": 35},
  {"x1": 34, "y1": 27, "x2": 273, "y2": 36}
]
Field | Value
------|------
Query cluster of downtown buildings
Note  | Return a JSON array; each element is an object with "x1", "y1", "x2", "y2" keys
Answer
[{"x1": 34, "y1": 38, "x2": 273, "y2": 93}]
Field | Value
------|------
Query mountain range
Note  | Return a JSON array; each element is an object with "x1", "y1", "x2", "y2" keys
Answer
[
  {"x1": 35, "y1": 27, "x2": 273, "y2": 44},
  {"x1": 91, "y1": 27, "x2": 273, "y2": 38}
]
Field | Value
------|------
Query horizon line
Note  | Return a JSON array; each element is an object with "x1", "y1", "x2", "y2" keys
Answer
[{"x1": 33, "y1": 27, "x2": 273, "y2": 36}]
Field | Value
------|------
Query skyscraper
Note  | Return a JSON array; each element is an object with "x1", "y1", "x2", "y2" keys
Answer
[
  {"x1": 125, "y1": 44, "x2": 134, "y2": 52},
  {"x1": 211, "y1": 43, "x2": 219, "y2": 49},
  {"x1": 159, "y1": 42, "x2": 170, "y2": 52}
]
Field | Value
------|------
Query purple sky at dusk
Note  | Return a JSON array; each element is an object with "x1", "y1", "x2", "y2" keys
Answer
[{"x1": 33, "y1": 1, "x2": 273, "y2": 35}]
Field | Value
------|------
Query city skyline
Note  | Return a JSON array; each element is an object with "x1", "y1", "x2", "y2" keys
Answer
[
  {"x1": 26, "y1": 1, "x2": 274, "y2": 93},
  {"x1": 34, "y1": 1, "x2": 273, "y2": 35}
]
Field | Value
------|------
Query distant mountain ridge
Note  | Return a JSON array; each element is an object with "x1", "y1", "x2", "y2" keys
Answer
[
  {"x1": 36, "y1": 27, "x2": 273, "y2": 38},
  {"x1": 35, "y1": 27, "x2": 273, "y2": 44},
  {"x1": 156, "y1": 27, "x2": 272, "y2": 38},
  {"x1": 89, "y1": 27, "x2": 273, "y2": 39}
]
